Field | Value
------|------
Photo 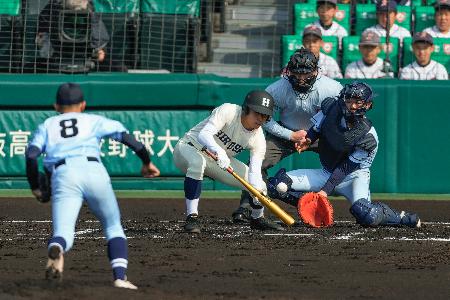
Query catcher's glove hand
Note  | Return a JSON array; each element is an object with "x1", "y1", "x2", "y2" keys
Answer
[
  {"x1": 298, "y1": 192, "x2": 334, "y2": 228},
  {"x1": 36, "y1": 172, "x2": 51, "y2": 203}
]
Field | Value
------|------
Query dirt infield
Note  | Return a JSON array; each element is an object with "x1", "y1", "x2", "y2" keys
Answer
[{"x1": 1, "y1": 197, "x2": 450, "y2": 300}]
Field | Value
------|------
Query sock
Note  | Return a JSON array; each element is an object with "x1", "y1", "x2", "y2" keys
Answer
[
  {"x1": 251, "y1": 208, "x2": 264, "y2": 219},
  {"x1": 186, "y1": 198, "x2": 199, "y2": 216},
  {"x1": 107, "y1": 237, "x2": 128, "y2": 281},
  {"x1": 48, "y1": 236, "x2": 66, "y2": 254},
  {"x1": 184, "y1": 177, "x2": 202, "y2": 216}
]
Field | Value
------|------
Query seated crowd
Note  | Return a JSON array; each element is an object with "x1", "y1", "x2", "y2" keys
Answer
[{"x1": 294, "y1": 0, "x2": 450, "y2": 80}]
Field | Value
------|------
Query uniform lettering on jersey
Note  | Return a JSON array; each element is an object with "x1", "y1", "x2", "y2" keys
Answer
[{"x1": 215, "y1": 130, "x2": 244, "y2": 154}]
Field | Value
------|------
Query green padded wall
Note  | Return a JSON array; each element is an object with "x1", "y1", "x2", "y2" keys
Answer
[
  {"x1": 294, "y1": 3, "x2": 351, "y2": 35},
  {"x1": 342, "y1": 36, "x2": 400, "y2": 72},
  {"x1": 415, "y1": 6, "x2": 435, "y2": 32},
  {"x1": 281, "y1": 35, "x2": 339, "y2": 67},
  {"x1": 93, "y1": 0, "x2": 140, "y2": 13},
  {"x1": 355, "y1": 4, "x2": 411, "y2": 36},
  {"x1": 0, "y1": 0, "x2": 20, "y2": 16},
  {"x1": 402, "y1": 37, "x2": 450, "y2": 71}
]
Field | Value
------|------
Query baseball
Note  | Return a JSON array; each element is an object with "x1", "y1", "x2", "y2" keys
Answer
[{"x1": 276, "y1": 182, "x2": 288, "y2": 193}]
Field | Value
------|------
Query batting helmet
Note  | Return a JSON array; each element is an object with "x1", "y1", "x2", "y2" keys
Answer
[
  {"x1": 339, "y1": 81, "x2": 374, "y2": 118},
  {"x1": 285, "y1": 48, "x2": 319, "y2": 93},
  {"x1": 243, "y1": 90, "x2": 274, "y2": 117}
]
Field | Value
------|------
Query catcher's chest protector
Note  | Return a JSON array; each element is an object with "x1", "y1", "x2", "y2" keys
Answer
[{"x1": 319, "y1": 102, "x2": 371, "y2": 171}]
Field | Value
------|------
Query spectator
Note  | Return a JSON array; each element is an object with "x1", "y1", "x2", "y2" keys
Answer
[
  {"x1": 302, "y1": 25, "x2": 343, "y2": 79},
  {"x1": 424, "y1": 0, "x2": 450, "y2": 38},
  {"x1": 345, "y1": 31, "x2": 393, "y2": 78},
  {"x1": 399, "y1": 32, "x2": 448, "y2": 80},
  {"x1": 308, "y1": 0, "x2": 348, "y2": 44},
  {"x1": 36, "y1": 0, "x2": 111, "y2": 73},
  {"x1": 363, "y1": 0, "x2": 411, "y2": 44}
]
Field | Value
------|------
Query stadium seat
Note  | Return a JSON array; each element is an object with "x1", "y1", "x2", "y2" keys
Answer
[
  {"x1": 402, "y1": 36, "x2": 450, "y2": 72},
  {"x1": 414, "y1": 6, "x2": 435, "y2": 33},
  {"x1": 139, "y1": 0, "x2": 201, "y2": 72},
  {"x1": 294, "y1": 3, "x2": 351, "y2": 35},
  {"x1": 281, "y1": 35, "x2": 339, "y2": 67},
  {"x1": 355, "y1": 4, "x2": 411, "y2": 36},
  {"x1": 342, "y1": 35, "x2": 400, "y2": 73},
  {"x1": 94, "y1": 0, "x2": 140, "y2": 71},
  {"x1": 0, "y1": 0, "x2": 22, "y2": 72}
]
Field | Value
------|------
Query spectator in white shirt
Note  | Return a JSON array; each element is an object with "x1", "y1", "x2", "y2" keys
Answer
[
  {"x1": 302, "y1": 25, "x2": 343, "y2": 79},
  {"x1": 424, "y1": 0, "x2": 450, "y2": 38},
  {"x1": 399, "y1": 31, "x2": 448, "y2": 80},
  {"x1": 345, "y1": 31, "x2": 393, "y2": 79}
]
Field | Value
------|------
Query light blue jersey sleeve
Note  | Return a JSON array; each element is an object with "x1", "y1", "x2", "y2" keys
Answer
[
  {"x1": 30, "y1": 123, "x2": 48, "y2": 151},
  {"x1": 94, "y1": 116, "x2": 128, "y2": 140},
  {"x1": 349, "y1": 127, "x2": 378, "y2": 169}
]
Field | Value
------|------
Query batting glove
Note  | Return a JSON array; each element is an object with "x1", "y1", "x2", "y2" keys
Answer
[{"x1": 216, "y1": 150, "x2": 231, "y2": 170}]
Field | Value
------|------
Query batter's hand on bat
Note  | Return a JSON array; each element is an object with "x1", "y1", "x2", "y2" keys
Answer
[
  {"x1": 141, "y1": 162, "x2": 160, "y2": 178},
  {"x1": 290, "y1": 130, "x2": 307, "y2": 143},
  {"x1": 295, "y1": 137, "x2": 311, "y2": 153}
]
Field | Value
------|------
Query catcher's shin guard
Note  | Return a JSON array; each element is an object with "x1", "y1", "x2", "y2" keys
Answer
[{"x1": 350, "y1": 198, "x2": 419, "y2": 227}]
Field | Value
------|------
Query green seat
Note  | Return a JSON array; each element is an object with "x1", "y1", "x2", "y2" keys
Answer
[
  {"x1": 415, "y1": 6, "x2": 435, "y2": 32},
  {"x1": 0, "y1": 0, "x2": 21, "y2": 72},
  {"x1": 411, "y1": 0, "x2": 424, "y2": 7},
  {"x1": 281, "y1": 35, "x2": 339, "y2": 67},
  {"x1": 294, "y1": 3, "x2": 351, "y2": 35},
  {"x1": 342, "y1": 35, "x2": 400, "y2": 73},
  {"x1": 355, "y1": 4, "x2": 411, "y2": 36},
  {"x1": 141, "y1": 0, "x2": 200, "y2": 16},
  {"x1": 93, "y1": 0, "x2": 140, "y2": 13},
  {"x1": 402, "y1": 37, "x2": 450, "y2": 72}
]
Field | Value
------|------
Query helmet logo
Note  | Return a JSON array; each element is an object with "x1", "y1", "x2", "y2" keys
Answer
[{"x1": 261, "y1": 97, "x2": 271, "y2": 107}]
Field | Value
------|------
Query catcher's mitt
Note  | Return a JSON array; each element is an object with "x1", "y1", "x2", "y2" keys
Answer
[
  {"x1": 298, "y1": 192, "x2": 334, "y2": 228},
  {"x1": 37, "y1": 172, "x2": 51, "y2": 203}
]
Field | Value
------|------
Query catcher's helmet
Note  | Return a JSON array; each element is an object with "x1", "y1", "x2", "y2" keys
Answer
[
  {"x1": 243, "y1": 90, "x2": 274, "y2": 117},
  {"x1": 339, "y1": 81, "x2": 374, "y2": 118},
  {"x1": 285, "y1": 48, "x2": 319, "y2": 93}
]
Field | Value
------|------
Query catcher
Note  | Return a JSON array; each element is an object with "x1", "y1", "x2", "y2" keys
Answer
[{"x1": 267, "y1": 81, "x2": 421, "y2": 228}]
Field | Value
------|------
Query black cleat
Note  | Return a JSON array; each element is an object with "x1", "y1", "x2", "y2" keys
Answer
[
  {"x1": 400, "y1": 212, "x2": 421, "y2": 228},
  {"x1": 250, "y1": 217, "x2": 285, "y2": 231},
  {"x1": 232, "y1": 207, "x2": 251, "y2": 224},
  {"x1": 184, "y1": 214, "x2": 201, "y2": 233}
]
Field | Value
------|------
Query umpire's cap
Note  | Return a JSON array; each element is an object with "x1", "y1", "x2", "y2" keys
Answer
[
  {"x1": 243, "y1": 90, "x2": 274, "y2": 117},
  {"x1": 56, "y1": 82, "x2": 84, "y2": 105}
]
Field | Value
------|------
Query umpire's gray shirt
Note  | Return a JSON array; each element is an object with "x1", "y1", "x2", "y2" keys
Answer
[{"x1": 263, "y1": 75, "x2": 342, "y2": 140}]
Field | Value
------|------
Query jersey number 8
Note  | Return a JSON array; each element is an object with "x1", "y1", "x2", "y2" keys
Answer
[{"x1": 60, "y1": 119, "x2": 79, "y2": 138}]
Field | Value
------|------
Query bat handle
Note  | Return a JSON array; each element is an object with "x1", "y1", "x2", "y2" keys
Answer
[{"x1": 201, "y1": 146, "x2": 233, "y2": 173}]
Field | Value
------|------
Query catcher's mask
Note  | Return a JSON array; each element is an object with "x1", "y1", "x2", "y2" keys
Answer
[
  {"x1": 242, "y1": 90, "x2": 274, "y2": 120},
  {"x1": 339, "y1": 81, "x2": 374, "y2": 120},
  {"x1": 285, "y1": 48, "x2": 318, "y2": 94}
]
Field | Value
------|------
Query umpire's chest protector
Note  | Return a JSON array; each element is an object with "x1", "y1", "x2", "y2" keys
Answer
[{"x1": 319, "y1": 101, "x2": 371, "y2": 170}]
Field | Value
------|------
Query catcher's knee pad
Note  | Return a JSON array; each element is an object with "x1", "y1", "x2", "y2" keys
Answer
[{"x1": 350, "y1": 199, "x2": 403, "y2": 227}]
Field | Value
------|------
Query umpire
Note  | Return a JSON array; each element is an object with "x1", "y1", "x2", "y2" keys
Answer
[{"x1": 232, "y1": 48, "x2": 343, "y2": 222}]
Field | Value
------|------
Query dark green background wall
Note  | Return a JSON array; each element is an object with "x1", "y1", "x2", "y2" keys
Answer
[{"x1": 0, "y1": 74, "x2": 447, "y2": 193}]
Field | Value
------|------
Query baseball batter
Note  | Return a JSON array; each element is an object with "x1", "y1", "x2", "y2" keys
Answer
[
  {"x1": 267, "y1": 81, "x2": 421, "y2": 228},
  {"x1": 399, "y1": 31, "x2": 448, "y2": 80},
  {"x1": 173, "y1": 90, "x2": 284, "y2": 233},
  {"x1": 234, "y1": 48, "x2": 342, "y2": 223},
  {"x1": 25, "y1": 83, "x2": 160, "y2": 289}
]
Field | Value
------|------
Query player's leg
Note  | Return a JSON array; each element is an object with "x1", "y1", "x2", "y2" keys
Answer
[
  {"x1": 334, "y1": 169, "x2": 420, "y2": 228},
  {"x1": 46, "y1": 167, "x2": 84, "y2": 281},
  {"x1": 206, "y1": 158, "x2": 284, "y2": 231},
  {"x1": 267, "y1": 168, "x2": 329, "y2": 209},
  {"x1": 173, "y1": 140, "x2": 207, "y2": 233},
  {"x1": 81, "y1": 162, "x2": 137, "y2": 289},
  {"x1": 234, "y1": 133, "x2": 296, "y2": 223}
]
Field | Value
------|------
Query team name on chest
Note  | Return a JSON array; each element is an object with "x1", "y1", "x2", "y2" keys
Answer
[{"x1": 215, "y1": 130, "x2": 244, "y2": 154}]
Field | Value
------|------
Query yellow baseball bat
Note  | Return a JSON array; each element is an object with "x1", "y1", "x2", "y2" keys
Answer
[{"x1": 202, "y1": 148, "x2": 295, "y2": 226}]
